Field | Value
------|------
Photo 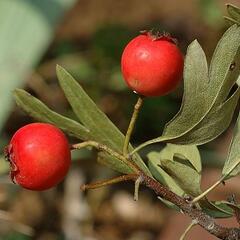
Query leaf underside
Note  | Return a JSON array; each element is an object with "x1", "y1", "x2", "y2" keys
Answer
[
  {"x1": 147, "y1": 144, "x2": 233, "y2": 218},
  {"x1": 56, "y1": 65, "x2": 151, "y2": 176},
  {"x1": 225, "y1": 4, "x2": 240, "y2": 25},
  {"x1": 135, "y1": 25, "x2": 240, "y2": 150},
  {"x1": 14, "y1": 65, "x2": 151, "y2": 176},
  {"x1": 148, "y1": 144, "x2": 202, "y2": 197},
  {"x1": 222, "y1": 111, "x2": 240, "y2": 179}
]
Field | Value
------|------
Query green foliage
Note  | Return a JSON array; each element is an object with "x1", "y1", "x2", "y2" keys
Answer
[
  {"x1": 225, "y1": 4, "x2": 240, "y2": 25},
  {"x1": 148, "y1": 144, "x2": 201, "y2": 197},
  {"x1": 133, "y1": 24, "x2": 240, "y2": 152},
  {"x1": 12, "y1": 16, "x2": 240, "y2": 220},
  {"x1": 148, "y1": 144, "x2": 235, "y2": 218},
  {"x1": 15, "y1": 65, "x2": 151, "y2": 176},
  {"x1": 202, "y1": 200, "x2": 233, "y2": 218},
  {"x1": 222, "y1": 111, "x2": 240, "y2": 179},
  {"x1": 14, "y1": 89, "x2": 91, "y2": 140},
  {"x1": 148, "y1": 150, "x2": 185, "y2": 197},
  {"x1": 56, "y1": 65, "x2": 151, "y2": 175}
]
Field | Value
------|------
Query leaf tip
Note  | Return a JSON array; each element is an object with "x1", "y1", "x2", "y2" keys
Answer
[{"x1": 56, "y1": 64, "x2": 64, "y2": 75}]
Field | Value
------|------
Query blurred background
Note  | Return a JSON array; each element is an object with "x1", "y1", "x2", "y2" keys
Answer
[{"x1": 0, "y1": 0, "x2": 240, "y2": 239}]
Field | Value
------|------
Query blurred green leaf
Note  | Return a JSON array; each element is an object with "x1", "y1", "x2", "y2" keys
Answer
[
  {"x1": 14, "y1": 89, "x2": 91, "y2": 140},
  {"x1": 0, "y1": 0, "x2": 76, "y2": 131},
  {"x1": 0, "y1": 156, "x2": 9, "y2": 174},
  {"x1": 4, "y1": 232, "x2": 31, "y2": 240},
  {"x1": 56, "y1": 65, "x2": 151, "y2": 175},
  {"x1": 222, "y1": 111, "x2": 240, "y2": 179},
  {"x1": 199, "y1": 0, "x2": 222, "y2": 26}
]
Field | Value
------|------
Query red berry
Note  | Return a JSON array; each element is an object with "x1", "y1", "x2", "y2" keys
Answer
[
  {"x1": 121, "y1": 32, "x2": 184, "y2": 97},
  {"x1": 5, "y1": 123, "x2": 71, "y2": 191}
]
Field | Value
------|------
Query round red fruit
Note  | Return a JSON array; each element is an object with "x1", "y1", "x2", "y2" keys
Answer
[
  {"x1": 5, "y1": 123, "x2": 71, "y2": 191},
  {"x1": 121, "y1": 32, "x2": 184, "y2": 97}
]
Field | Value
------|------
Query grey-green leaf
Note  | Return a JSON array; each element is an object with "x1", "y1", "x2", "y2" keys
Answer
[
  {"x1": 56, "y1": 65, "x2": 151, "y2": 176},
  {"x1": 148, "y1": 144, "x2": 202, "y2": 197},
  {"x1": 227, "y1": 4, "x2": 240, "y2": 24},
  {"x1": 202, "y1": 200, "x2": 233, "y2": 218},
  {"x1": 98, "y1": 153, "x2": 133, "y2": 174},
  {"x1": 159, "y1": 144, "x2": 202, "y2": 173},
  {"x1": 209, "y1": 25, "x2": 240, "y2": 105},
  {"x1": 163, "y1": 40, "x2": 209, "y2": 139},
  {"x1": 148, "y1": 151, "x2": 185, "y2": 196},
  {"x1": 224, "y1": 16, "x2": 240, "y2": 26},
  {"x1": 133, "y1": 25, "x2": 240, "y2": 152},
  {"x1": 14, "y1": 89, "x2": 91, "y2": 140},
  {"x1": 222, "y1": 111, "x2": 240, "y2": 179},
  {"x1": 161, "y1": 158, "x2": 201, "y2": 196},
  {"x1": 172, "y1": 87, "x2": 240, "y2": 144},
  {"x1": 165, "y1": 24, "x2": 240, "y2": 142}
]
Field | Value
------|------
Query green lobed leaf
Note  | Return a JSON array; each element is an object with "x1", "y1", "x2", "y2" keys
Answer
[
  {"x1": 14, "y1": 89, "x2": 91, "y2": 140},
  {"x1": 222, "y1": 111, "x2": 240, "y2": 179},
  {"x1": 161, "y1": 158, "x2": 202, "y2": 197},
  {"x1": 148, "y1": 144, "x2": 202, "y2": 197},
  {"x1": 227, "y1": 4, "x2": 240, "y2": 24},
  {"x1": 56, "y1": 65, "x2": 151, "y2": 176},
  {"x1": 133, "y1": 25, "x2": 240, "y2": 151},
  {"x1": 224, "y1": 16, "x2": 240, "y2": 26},
  {"x1": 163, "y1": 40, "x2": 209, "y2": 139},
  {"x1": 171, "y1": 87, "x2": 240, "y2": 144},
  {"x1": 148, "y1": 151, "x2": 185, "y2": 196},
  {"x1": 202, "y1": 200, "x2": 233, "y2": 218},
  {"x1": 160, "y1": 144, "x2": 201, "y2": 172},
  {"x1": 164, "y1": 24, "x2": 240, "y2": 143}
]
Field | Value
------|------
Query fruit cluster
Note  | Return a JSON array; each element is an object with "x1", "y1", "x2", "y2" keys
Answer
[{"x1": 5, "y1": 31, "x2": 183, "y2": 190}]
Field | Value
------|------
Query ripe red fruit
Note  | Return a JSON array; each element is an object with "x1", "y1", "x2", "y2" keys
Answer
[
  {"x1": 121, "y1": 32, "x2": 184, "y2": 97},
  {"x1": 5, "y1": 123, "x2": 71, "y2": 191}
]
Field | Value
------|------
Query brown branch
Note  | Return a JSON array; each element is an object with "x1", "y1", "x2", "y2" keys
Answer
[
  {"x1": 82, "y1": 171, "x2": 240, "y2": 239},
  {"x1": 75, "y1": 142, "x2": 240, "y2": 239},
  {"x1": 140, "y1": 174, "x2": 240, "y2": 240}
]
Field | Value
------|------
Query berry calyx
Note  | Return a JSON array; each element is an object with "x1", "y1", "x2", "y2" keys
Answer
[
  {"x1": 121, "y1": 31, "x2": 184, "y2": 97},
  {"x1": 5, "y1": 123, "x2": 71, "y2": 191}
]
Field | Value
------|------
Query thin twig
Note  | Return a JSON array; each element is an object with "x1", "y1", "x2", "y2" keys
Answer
[
  {"x1": 72, "y1": 141, "x2": 140, "y2": 173},
  {"x1": 192, "y1": 160, "x2": 240, "y2": 204},
  {"x1": 123, "y1": 96, "x2": 144, "y2": 156},
  {"x1": 80, "y1": 174, "x2": 138, "y2": 191},
  {"x1": 180, "y1": 221, "x2": 197, "y2": 240},
  {"x1": 140, "y1": 174, "x2": 240, "y2": 240}
]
